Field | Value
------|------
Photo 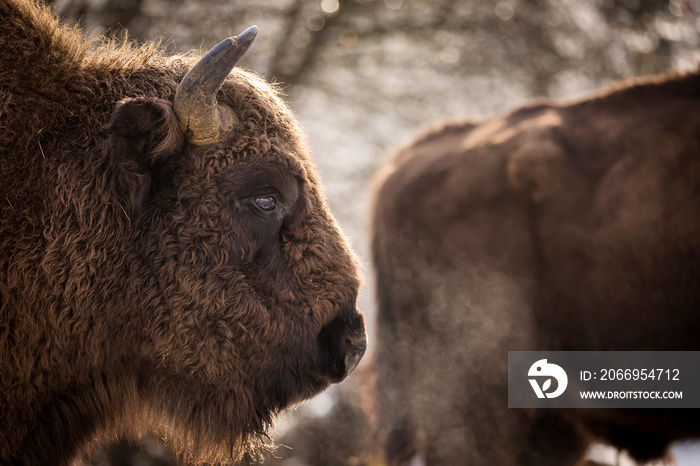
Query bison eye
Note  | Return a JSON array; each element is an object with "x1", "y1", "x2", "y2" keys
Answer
[{"x1": 254, "y1": 196, "x2": 277, "y2": 212}]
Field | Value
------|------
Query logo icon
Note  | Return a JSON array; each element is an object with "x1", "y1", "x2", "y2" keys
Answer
[{"x1": 528, "y1": 359, "x2": 568, "y2": 399}]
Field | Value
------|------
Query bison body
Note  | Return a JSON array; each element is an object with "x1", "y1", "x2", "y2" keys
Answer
[
  {"x1": 0, "y1": 1, "x2": 365, "y2": 464},
  {"x1": 372, "y1": 68, "x2": 700, "y2": 464}
]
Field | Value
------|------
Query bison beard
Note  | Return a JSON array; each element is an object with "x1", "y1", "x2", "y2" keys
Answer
[
  {"x1": 372, "y1": 66, "x2": 700, "y2": 465},
  {"x1": 0, "y1": 0, "x2": 366, "y2": 464}
]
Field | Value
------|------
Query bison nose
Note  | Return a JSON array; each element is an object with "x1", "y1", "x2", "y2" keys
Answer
[
  {"x1": 317, "y1": 311, "x2": 367, "y2": 382},
  {"x1": 344, "y1": 332, "x2": 367, "y2": 377}
]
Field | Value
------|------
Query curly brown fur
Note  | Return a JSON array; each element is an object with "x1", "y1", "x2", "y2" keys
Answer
[
  {"x1": 0, "y1": 0, "x2": 366, "y2": 464},
  {"x1": 371, "y1": 66, "x2": 700, "y2": 464}
]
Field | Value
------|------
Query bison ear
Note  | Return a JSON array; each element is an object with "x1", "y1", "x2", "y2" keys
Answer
[
  {"x1": 105, "y1": 97, "x2": 185, "y2": 216},
  {"x1": 106, "y1": 97, "x2": 185, "y2": 165}
]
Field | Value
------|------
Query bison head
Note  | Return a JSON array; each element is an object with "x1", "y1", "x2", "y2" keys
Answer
[{"x1": 89, "y1": 27, "x2": 366, "y2": 461}]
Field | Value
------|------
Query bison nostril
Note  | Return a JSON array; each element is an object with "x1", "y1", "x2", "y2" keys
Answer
[{"x1": 344, "y1": 334, "x2": 367, "y2": 354}]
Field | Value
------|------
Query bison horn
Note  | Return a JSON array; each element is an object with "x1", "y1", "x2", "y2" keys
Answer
[{"x1": 174, "y1": 26, "x2": 258, "y2": 146}]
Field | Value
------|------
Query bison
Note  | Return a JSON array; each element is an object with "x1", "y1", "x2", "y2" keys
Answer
[
  {"x1": 0, "y1": 0, "x2": 366, "y2": 464},
  {"x1": 372, "y1": 67, "x2": 700, "y2": 465}
]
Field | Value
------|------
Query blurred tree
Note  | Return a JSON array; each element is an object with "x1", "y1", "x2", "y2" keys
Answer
[{"x1": 48, "y1": 0, "x2": 698, "y2": 94}]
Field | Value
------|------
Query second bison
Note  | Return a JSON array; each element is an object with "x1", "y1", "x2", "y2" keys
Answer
[{"x1": 372, "y1": 67, "x2": 700, "y2": 465}]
